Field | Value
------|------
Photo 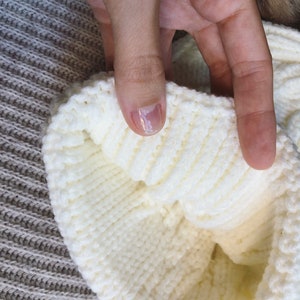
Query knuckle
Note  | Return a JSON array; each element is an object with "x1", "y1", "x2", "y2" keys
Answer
[
  {"x1": 232, "y1": 60, "x2": 273, "y2": 94},
  {"x1": 209, "y1": 60, "x2": 231, "y2": 80},
  {"x1": 237, "y1": 109, "x2": 274, "y2": 121},
  {"x1": 233, "y1": 59, "x2": 272, "y2": 82},
  {"x1": 117, "y1": 55, "x2": 164, "y2": 83}
]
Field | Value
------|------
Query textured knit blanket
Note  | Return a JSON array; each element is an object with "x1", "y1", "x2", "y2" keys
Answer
[{"x1": 42, "y1": 23, "x2": 300, "y2": 300}]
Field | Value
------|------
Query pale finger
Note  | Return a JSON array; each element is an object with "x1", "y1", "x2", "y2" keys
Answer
[
  {"x1": 191, "y1": 0, "x2": 276, "y2": 169},
  {"x1": 218, "y1": 2, "x2": 276, "y2": 169},
  {"x1": 160, "y1": 28, "x2": 176, "y2": 80},
  {"x1": 87, "y1": 0, "x2": 114, "y2": 69},
  {"x1": 107, "y1": 0, "x2": 166, "y2": 136},
  {"x1": 191, "y1": 22, "x2": 233, "y2": 96}
]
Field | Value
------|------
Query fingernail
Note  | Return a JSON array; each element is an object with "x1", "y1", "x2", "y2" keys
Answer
[{"x1": 131, "y1": 103, "x2": 163, "y2": 135}]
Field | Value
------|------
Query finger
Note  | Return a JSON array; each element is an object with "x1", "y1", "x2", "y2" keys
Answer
[
  {"x1": 87, "y1": 0, "x2": 114, "y2": 69},
  {"x1": 99, "y1": 22, "x2": 114, "y2": 70},
  {"x1": 191, "y1": 22, "x2": 233, "y2": 96},
  {"x1": 217, "y1": 2, "x2": 276, "y2": 169},
  {"x1": 106, "y1": 0, "x2": 166, "y2": 136},
  {"x1": 160, "y1": 28, "x2": 176, "y2": 80}
]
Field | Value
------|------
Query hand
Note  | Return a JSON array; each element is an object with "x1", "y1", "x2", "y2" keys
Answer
[{"x1": 87, "y1": 0, "x2": 276, "y2": 170}]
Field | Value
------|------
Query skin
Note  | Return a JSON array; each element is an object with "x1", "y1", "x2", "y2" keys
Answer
[{"x1": 87, "y1": 0, "x2": 276, "y2": 170}]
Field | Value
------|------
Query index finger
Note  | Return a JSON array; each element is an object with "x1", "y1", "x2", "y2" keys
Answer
[{"x1": 217, "y1": 1, "x2": 276, "y2": 169}]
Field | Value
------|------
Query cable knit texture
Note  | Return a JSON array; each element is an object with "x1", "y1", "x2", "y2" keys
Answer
[{"x1": 42, "y1": 23, "x2": 300, "y2": 299}]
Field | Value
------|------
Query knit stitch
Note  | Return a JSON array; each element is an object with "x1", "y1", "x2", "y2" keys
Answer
[
  {"x1": 1, "y1": 1, "x2": 104, "y2": 298},
  {"x1": 42, "y1": 23, "x2": 300, "y2": 300}
]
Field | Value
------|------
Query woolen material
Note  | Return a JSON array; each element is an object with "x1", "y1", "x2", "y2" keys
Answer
[
  {"x1": 1, "y1": 1, "x2": 103, "y2": 298},
  {"x1": 42, "y1": 23, "x2": 300, "y2": 299}
]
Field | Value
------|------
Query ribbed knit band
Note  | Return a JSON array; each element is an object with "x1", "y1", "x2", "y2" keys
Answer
[
  {"x1": 1, "y1": 1, "x2": 104, "y2": 298},
  {"x1": 42, "y1": 23, "x2": 300, "y2": 299}
]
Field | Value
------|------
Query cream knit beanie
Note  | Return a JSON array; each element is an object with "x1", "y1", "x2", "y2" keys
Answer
[{"x1": 42, "y1": 22, "x2": 300, "y2": 300}]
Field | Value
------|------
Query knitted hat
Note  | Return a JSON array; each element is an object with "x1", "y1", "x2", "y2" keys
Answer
[{"x1": 42, "y1": 22, "x2": 300, "y2": 300}]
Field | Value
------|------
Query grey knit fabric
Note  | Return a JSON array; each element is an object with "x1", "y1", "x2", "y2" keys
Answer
[{"x1": 1, "y1": 1, "x2": 105, "y2": 298}]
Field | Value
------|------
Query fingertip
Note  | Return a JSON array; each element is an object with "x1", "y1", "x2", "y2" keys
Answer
[
  {"x1": 130, "y1": 102, "x2": 166, "y2": 136},
  {"x1": 238, "y1": 111, "x2": 276, "y2": 170},
  {"x1": 119, "y1": 97, "x2": 166, "y2": 136},
  {"x1": 243, "y1": 143, "x2": 276, "y2": 170},
  {"x1": 114, "y1": 55, "x2": 167, "y2": 137}
]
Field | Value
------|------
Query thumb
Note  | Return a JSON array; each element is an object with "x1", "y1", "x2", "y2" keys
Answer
[{"x1": 107, "y1": 0, "x2": 166, "y2": 135}]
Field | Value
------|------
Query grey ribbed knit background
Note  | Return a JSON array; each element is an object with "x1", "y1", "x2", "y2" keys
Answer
[{"x1": 1, "y1": 1, "x2": 104, "y2": 298}]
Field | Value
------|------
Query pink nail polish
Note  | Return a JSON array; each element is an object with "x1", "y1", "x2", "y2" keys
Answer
[{"x1": 131, "y1": 103, "x2": 163, "y2": 135}]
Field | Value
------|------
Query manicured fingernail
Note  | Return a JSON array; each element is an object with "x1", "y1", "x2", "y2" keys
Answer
[{"x1": 131, "y1": 103, "x2": 163, "y2": 135}]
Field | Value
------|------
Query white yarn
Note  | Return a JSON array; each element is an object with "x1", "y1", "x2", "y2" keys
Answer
[{"x1": 43, "y1": 22, "x2": 300, "y2": 300}]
